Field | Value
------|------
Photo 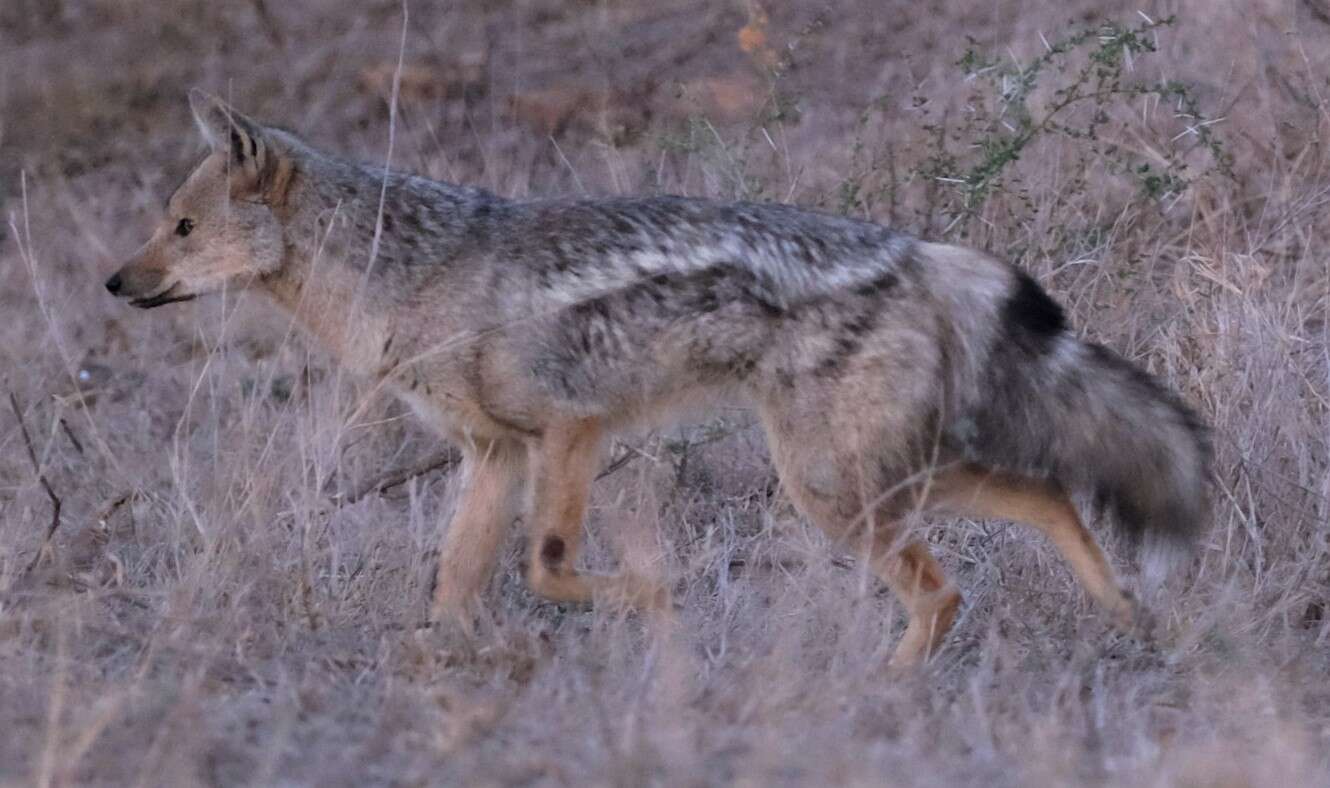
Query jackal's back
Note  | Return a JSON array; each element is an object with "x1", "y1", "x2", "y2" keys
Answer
[{"x1": 467, "y1": 197, "x2": 924, "y2": 413}]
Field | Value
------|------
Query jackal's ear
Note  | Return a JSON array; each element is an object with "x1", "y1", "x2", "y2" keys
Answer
[{"x1": 188, "y1": 89, "x2": 287, "y2": 201}]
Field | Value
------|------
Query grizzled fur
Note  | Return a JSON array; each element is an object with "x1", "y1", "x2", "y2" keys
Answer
[
  {"x1": 105, "y1": 92, "x2": 1211, "y2": 667},
  {"x1": 931, "y1": 263, "x2": 1213, "y2": 550}
]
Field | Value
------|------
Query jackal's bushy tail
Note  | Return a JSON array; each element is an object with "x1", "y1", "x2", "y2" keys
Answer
[{"x1": 960, "y1": 271, "x2": 1212, "y2": 565}]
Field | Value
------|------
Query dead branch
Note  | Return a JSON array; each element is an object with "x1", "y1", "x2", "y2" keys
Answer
[
  {"x1": 58, "y1": 416, "x2": 84, "y2": 455},
  {"x1": 250, "y1": 0, "x2": 285, "y2": 45},
  {"x1": 9, "y1": 392, "x2": 63, "y2": 574},
  {"x1": 333, "y1": 440, "x2": 651, "y2": 509},
  {"x1": 339, "y1": 450, "x2": 461, "y2": 504},
  {"x1": 596, "y1": 447, "x2": 643, "y2": 481}
]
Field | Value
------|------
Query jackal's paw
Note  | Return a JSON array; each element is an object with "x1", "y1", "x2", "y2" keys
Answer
[{"x1": 1109, "y1": 591, "x2": 1157, "y2": 641}]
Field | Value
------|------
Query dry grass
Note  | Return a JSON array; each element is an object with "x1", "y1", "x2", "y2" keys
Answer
[{"x1": 2, "y1": 1, "x2": 1328, "y2": 784}]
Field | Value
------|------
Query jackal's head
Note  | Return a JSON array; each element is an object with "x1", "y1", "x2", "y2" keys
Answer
[{"x1": 105, "y1": 91, "x2": 291, "y2": 308}]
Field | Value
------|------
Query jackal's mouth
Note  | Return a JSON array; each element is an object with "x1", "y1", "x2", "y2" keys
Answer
[{"x1": 130, "y1": 285, "x2": 197, "y2": 309}]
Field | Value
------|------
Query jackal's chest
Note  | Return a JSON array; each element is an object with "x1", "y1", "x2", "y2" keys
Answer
[
  {"x1": 371, "y1": 329, "x2": 542, "y2": 444},
  {"x1": 387, "y1": 372, "x2": 537, "y2": 445}
]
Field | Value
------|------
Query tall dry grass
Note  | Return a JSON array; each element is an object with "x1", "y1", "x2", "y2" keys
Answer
[{"x1": 1, "y1": 0, "x2": 1328, "y2": 784}]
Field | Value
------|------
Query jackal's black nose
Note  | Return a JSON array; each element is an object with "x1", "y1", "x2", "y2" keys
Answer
[{"x1": 105, "y1": 273, "x2": 123, "y2": 295}]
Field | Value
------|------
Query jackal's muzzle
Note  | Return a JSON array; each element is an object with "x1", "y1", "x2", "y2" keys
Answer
[{"x1": 104, "y1": 268, "x2": 196, "y2": 309}]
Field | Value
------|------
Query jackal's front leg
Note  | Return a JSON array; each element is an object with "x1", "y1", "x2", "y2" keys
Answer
[
  {"x1": 430, "y1": 441, "x2": 526, "y2": 629},
  {"x1": 525, "y1": 419, "x2": 668, "y2": 611}
]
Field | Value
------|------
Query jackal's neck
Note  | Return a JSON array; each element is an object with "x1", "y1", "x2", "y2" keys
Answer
[
  {"x1": 257, "y1": 248, "x2": 392, "y2": 377},
  {"x1": 289, "y1": 148, "x2": 503, "y2": 275},
  {"x1": 250, "y1": 148, "x2": 500, "y2": 374}
]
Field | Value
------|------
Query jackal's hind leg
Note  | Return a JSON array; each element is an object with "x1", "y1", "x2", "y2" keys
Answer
[
  {"x1": 430, "y1": 440, "x2": 527, "y2": 629},
  {"x1": 525, "y1": 420, "x2": 668, "y2": 611},
  {"x1": 926, "y1": 463, "x2": 1141, "y2": 632},
  {"x1": 771, "y1": 470, "x2": 961, "y2": 669},
  {"x1": 759, "y1": 399, "x2": 963, "y2": 669}
]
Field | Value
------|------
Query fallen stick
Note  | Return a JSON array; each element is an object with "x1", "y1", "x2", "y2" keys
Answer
[{"x1": 10, "y1": 392, "x2": 63, "y2": 574}]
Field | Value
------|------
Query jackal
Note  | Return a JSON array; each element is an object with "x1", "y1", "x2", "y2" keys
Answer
[{"x1": 105, "y1": 92, "x2": 1210, "y2": 668}]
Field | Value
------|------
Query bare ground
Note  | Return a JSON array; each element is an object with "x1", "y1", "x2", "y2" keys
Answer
[{"x1": 2, "y1": 1, "x2": 1329, "y2": 785}]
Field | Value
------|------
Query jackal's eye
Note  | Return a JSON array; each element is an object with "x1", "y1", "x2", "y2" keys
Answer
[{"x1": 175, "y1": 218, "x2": 195, "y2": 237}]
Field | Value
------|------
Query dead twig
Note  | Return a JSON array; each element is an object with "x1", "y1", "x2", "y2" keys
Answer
[
  {"x1": 339, "y1": 450, "x2": 461, "y2": 505},
  {"x1": 250, "y1": 0, "x2": 285, "y2": 45},
  {"x1": 95, "y1": 491, "x2": 134, "y2": 525},
  {"x1": 9, "y1": 392, "x2": 62, "y2": 574},
  {"x1": 333, "y1": 441, "x2": 644, "y2": 507},
  {"x1": 594, "y1": 431, "x2": 736, "y2": 483},
  {"x1": 59, "y1": 416, "x2": 84, "y2": 455},
  {"x1": 596, "y1": 447, "x2": 643, "y2": 481},
  {"x1": 328, "y1": 431, "x2": 687, "y2": 511},
  {"x1": 1304, "y1": 0, "x2": 1330, "y2": 27}
]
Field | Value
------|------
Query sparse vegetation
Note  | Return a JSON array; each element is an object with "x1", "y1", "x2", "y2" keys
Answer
[{"x1": 2, "y1": 1, "x2": 1328, "y2": 785}]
